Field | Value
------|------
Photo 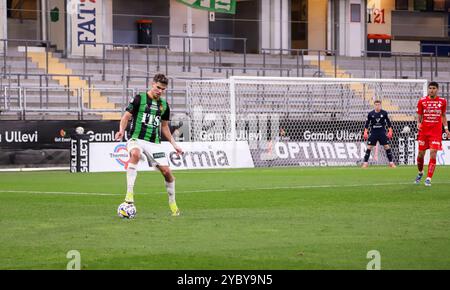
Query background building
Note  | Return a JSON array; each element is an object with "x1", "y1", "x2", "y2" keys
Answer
[{"x1": 1, "y1": 0, "x2": 449, "y2": 56}]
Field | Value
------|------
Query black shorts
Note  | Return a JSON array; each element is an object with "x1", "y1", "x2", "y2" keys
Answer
[{"x1": 368, "y1": 131, "x2": 389, "y2": 146}]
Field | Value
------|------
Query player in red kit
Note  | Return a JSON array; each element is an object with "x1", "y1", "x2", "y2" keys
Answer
[{"x1": 414, "y1": 82, "x2": 450, "y2": 186}]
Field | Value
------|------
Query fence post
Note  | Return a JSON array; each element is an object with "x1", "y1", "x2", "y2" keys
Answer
[
  {"x1": 430, "y1": 54, "x2": 433, "y2": 81},
  {"x1": 121, "y1": 45, "x2": 125, "y2": 81},
  {"x1": 378, "y1": 52, "x2": 382, "y2": 79},
  {"x1": 213, "y1": 37, "x2": 217, "y2": 72},
  {"x1": 67, "y1": 76, "x2": 71, "y2": 109},
  {"x1": 183, "y1": 37, "x2": 186, "y2": 72},
  {"x1": 334, "y1": 50, "x2": 337, "y2": 78},
  {"x1": 45, "y1": 41, "x2": 49, "y2": 75},
  {"x1": 146, "y1": 45, "x2": 149, "y2": 74},
  {"x1": 188, "y1": 37, "x2": 192, "y2": 73},
  {"x1": 301, "y1": 50, "x2": 305, "y2": 77},
  {"x1": 420, "y1": 53, "x2": 423, "y2": 77},
  {"x1": 2, "y1": 39, "x2": 6, "y2": 78},
  {"x1": 262, "y1": 49, "x2": 266, "y2": 76},
  {"x1": 39, "y1": 75, "x2": 43, "y2": 108},
  {"x1": 243, "y1": 39, "x2": 247, "y2": 73},
  {"x1": 45, "y1": 75, "x2": 49, "y2": 108},
  {"x1": 21, "y1": 88, "x2": 25, "y2": 120},
  {"x1": 394, "y1": 54, "x2": 397, "y2": 79},
  {"x1": 434, "y1": 46, "x2": 438, "y2": 77},
  {"x1": 165, "y1": 46, "x2": 168, "y2": 75},
  {"x1": 279, "y1": 48, "x2": 282, "y2": 75},
  {"x1": 362, "y1": 51, "x2": 366, "y2": 78},
  {"x1": 88, "y1": 76, "x2": 92, "y2": 109},
  {"x1": 79, "y1": 88, "x2": 84, "y2": 120},
  {"x1": 318, "y1": 51, "x2": 321, "y2": 77},
  {"x1": 83, "y1": 44, "x2": 86, "y2": 79},
  {"x1": 157, "y1": 35, "x2": 161, "y2": 71},
  {"x1": 219, "y1": 38, "x2": 222, "y2": 72},
  {"x1": 414, "y1": 55, "x2": 418, "y2": 79},
  {"x1": 25, "y1": 41, "x2": 28, "y2": 79},
  {"x1": 102, "y1": 44, "x2": 106, "y2": 81},
  {"x1": 127, "y1": 44, "x2": 131, "y2": 76}
]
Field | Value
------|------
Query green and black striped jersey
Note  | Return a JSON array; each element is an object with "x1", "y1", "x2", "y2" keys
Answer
[{"x1": 126, "y1": 92, "x2": 170, "y2": 144}]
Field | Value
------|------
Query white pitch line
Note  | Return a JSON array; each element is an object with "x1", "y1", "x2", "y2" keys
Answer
[
  {"x1": 159, "y1": 181, "x2": 450, "y2": 194},
  {"x1": 1, "y1": 181, "x2": 450, "y2": 197},
  {"x1": 0, "y1": 190, "x2": 119, "y2": 196}
]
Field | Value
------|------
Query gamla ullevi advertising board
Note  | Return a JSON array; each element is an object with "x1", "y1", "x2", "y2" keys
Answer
[
  {"x1": 415, "y1": 141, "x2": 450, "y2": 166},
  {"x1": 89, "y1": 141, "x2": 254, "y2": 172}
]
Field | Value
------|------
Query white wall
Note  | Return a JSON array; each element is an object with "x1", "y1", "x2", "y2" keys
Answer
[
  {"x1": 338, "y1": 0, "x2": 346, "y2": 55},
  {"x1": 260, "y1": 0, "x2": 289, "y2": 53},
  {"x1": 103, "y1": 0, "x2": 113, "y2": 45},
  {"x1": 0, "y1": 0, "x2": 6, "y2": 52},
  {"x1": 169, "y1": 0, "x2": 209, "y2": 53},
  {"x1": 392, "y1": 40, "x2": 420, "y2": 53},
  {"x1": 337, "y1": 0, "x2": 365, "y2": 57},
  {"x1": 48, "y1": 0, "x2": 66, "y2": 51},
  {"x1": 346, "y1": 0, "x2": 364, "y2": 57},
  {"x1": 260, "y1": 0, "x2": 271, "y2": 49}
]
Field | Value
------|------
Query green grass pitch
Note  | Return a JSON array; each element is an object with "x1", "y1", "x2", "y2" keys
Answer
[{"x1": 0, "y1": 166, "x2": 449, "y2": 269}]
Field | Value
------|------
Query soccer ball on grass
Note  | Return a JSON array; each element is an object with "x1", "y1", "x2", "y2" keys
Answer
[{"x1": 117, "y1": 202, "x2": 137, "y2": 219}]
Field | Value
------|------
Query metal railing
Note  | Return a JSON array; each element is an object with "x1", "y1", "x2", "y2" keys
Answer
[
  {"x1": 2, "y1": 86, "x2": 83, "y2": 120},
  {"x1": 4, "y1": 72, "x2": 92, "y2": 89},
  {"x1": 3, "y1": 73, "x2": 93, "y2": 112},
  {"x1": 124, "y1": 74, "x2": 175, "y2": 91},
  {"x1": 199, "y1": 66, "x2": 292, "y2": 79},
  {"x1": 80, "y1": 42, "x2": 169, "y2": 81},
  {"x1": 361, "y1": 50, "x2": 436, "y2": 80},
  {"x1": 420, "y1": 43, "x2": 450, "y2": 77},
  {"x1": 437, "y1": 81, "x2": 450, "y2": 114},
  {"x1": 157, "y1": 35, "x2": 247, "y2": 72},
  {"x1": 261, "y1": 48, "x2": 338, "y2": 77},
  {"x1": 1, "y1": 38, "x2": 50, "y2": 78},
  {"x1": 80, "y1": 87, "x2": 136, "y2": 114}
]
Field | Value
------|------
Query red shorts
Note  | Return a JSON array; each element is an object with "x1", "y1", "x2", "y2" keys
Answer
[{"x1": 417, "y1": 131, "x2": 442, "y2": 151}]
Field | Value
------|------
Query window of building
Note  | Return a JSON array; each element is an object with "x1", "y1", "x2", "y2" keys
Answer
[
  {"x1": 395, "y1": 0, "x2": 409, "y2": 10},
  {"x1": 414, "y1": 0, "x2": 427, "y2": 11},
  {"x1": 433, "y1": 0, "x2": 445, "y2": 11},
  {"x1": 8, "y1": 0, "x2": 37, "y2": 19},
  {"x1": 414, "y1": 0, "x2": 436, "y2": 11},
  {"x1": 291, "y1": 0, "x2": 308, "y2": 49},
  {"x1": 351, "y1": 4, "x2": 361, "y2": 22}
]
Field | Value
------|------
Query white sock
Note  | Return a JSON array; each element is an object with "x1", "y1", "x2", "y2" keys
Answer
[
  {"x1": 127, "y1": 163, "x2": 138, "y2": 193},
  {"x1": 165, "y1": 180, "x2": 176, "y2": 204}
]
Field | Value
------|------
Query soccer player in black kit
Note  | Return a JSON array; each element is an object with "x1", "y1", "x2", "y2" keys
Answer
[{"x1": 362, "y1": 100, "x2": 396, "y2": 168}]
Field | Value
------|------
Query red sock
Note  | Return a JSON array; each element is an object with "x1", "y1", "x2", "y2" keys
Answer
[
  {"x1": 417, "y1": 156, "x2": 424, "y2": 172},
  {"x1": 427, "y1": 158, "x2": 436, "y2": 179}
]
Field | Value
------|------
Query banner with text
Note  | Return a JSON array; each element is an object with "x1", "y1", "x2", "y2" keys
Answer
[
  {"x1": 250, "y1": 120, "x2": 418, "y2": 167},
  {"x1": 177, "y1": 0, "x2": 236, "y2": 14},
  {"x1": 69, "y1": 0, "x2": 103, "y2": 56},
  {"x1": 0, "y1": 120, "x2": 120, "y2": 149},
  {"x1": 88, "y1": 141, "x2": 254, "y2": 172},
  {"x1": 415, "y1": 141, "x2": 450, "y2": 166}
]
